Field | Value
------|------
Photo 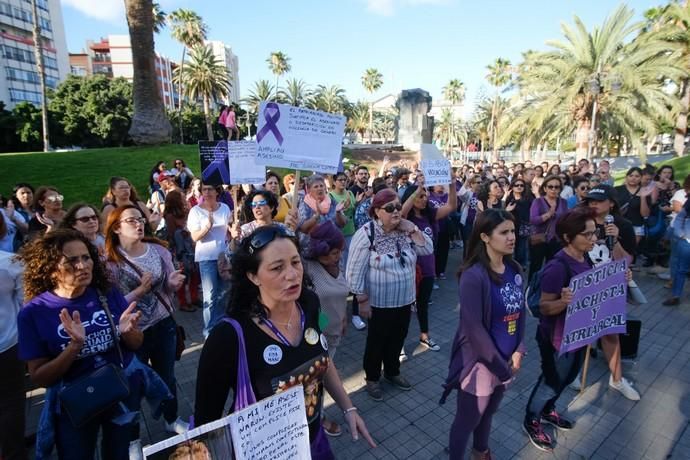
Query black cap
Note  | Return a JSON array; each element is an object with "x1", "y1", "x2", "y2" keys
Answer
[{"x1": 586, "y1": 184, "x2": 616, "y2": 201}]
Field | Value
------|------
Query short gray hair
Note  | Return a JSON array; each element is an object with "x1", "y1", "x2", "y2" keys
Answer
[{"x1": 305, "y1": 174, "x2": 325, "y2": 189}]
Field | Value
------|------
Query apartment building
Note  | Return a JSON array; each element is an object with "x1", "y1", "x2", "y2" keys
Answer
[{"x1": 205, "y1": 40, "x2": 240, "y2": 104}]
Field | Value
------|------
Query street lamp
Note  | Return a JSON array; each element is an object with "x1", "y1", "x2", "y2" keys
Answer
[{"x1": 586, "y1": 65, "x2": 621, "y2": 161}]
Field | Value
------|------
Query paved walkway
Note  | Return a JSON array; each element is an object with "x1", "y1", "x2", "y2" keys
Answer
[{"x1": 26, "y1": 248, "x2": 690, "y2": 459}]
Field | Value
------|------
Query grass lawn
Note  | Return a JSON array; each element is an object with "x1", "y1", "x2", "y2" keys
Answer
[{"x1": 0, "y1": 145, "x2": 360, "y2": 207}]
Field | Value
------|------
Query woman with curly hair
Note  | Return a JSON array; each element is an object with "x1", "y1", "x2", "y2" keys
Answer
[
  {"x1": 15, "y1": 229, "x2": 161, "y2": 460},
  {"x1": 477, "y1": 180, "x2": 504, "y2": 212}
]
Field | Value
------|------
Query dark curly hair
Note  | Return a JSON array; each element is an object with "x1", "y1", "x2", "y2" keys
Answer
[
  {"x1": 16, "y1": 229, "x2": 110, "y2": 301},
  {"x1": 228, "y1": 225, "x2": 311, "y2": 319},
  {"x1": 242, "y1": 190, "x2": 278, "y2": 223},
  {"x1": 60, "y1": 202, "x2": 102, "y2": 233}
]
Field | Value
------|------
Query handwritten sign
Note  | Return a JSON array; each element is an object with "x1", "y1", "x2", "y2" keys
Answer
[
  {"x1": 228, "y1": 141, "x2": 266, "y2": 185},
  {"x1": 419, "y1": 144, "x2": 451, "y2": 187},
  {"x1": 229, "y1": 385, "x2": 310, "y2": 460},
  {"x1": 199, "y1": 140, "x2": 230, "y2": 186},
  {"x1": 560, "y1": 259, "x2": 628, "y2": 355},
  {"x1": 255, "y1": 102, "x2": 346, "y2": 174}
]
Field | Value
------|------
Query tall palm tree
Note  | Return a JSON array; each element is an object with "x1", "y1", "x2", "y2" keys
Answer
[
  {"x1": 124, "y1": 0, "x2": 171, "y2": 144},
  {"x1": 242, "y1": 80, "x2": 276, "y2": 116},
  {"x1": 152, "y1": 3, "x2": 166, "y2": 34},
  {"x1": 279, "y1": 78, "x2": 310, "y2": 107},
  {"x1": 361, "y1": 68, "x2": 383, "y2": 143},
  {"x1": 486, "y1": 58, "x2": 512, "y2": 161},
  {"x1": 174, "y1": 44, "x2": 230, "y2": 141},
  {"x1": 168, "y1": 9, "x2": 207, "y2": 143},
  {"x1": 267, "y1": 52, "x2": 291, "y2": 100},
  {"x1": 435, "y1": 107, "x2": 466, "y2": 155},
  {"x1": 348, "y1": 101, "x2": 369, "y2": 142},
  {"x1": 30, "y1": 0, "x2": 49, "y2": 151},
  {"x1": 442, "y1": 79, "x2": 465, "y2": 156}
]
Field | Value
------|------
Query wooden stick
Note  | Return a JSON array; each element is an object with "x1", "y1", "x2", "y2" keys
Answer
[
  {"x1": 579, "y1": 344, "x2": 592, "y2": 396},
  {"x1": 291, "y1": 170, "x2": 301, "y2": 209},
  {"x1": 232, "y1": 186, "x2": 239, "y2": 223}
]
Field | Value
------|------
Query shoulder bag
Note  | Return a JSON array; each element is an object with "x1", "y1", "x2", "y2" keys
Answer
[
  {"x1": 222, "y1": 317, "x2": 257, "y2": 409},
  {"x1": 58, "y1": 292, "x2": 130, "y2": 428}
]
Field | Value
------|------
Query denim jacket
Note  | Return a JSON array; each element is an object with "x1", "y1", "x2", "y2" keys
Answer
[{"x1": 672, "y1": 208, "x2": 690, "y2": 242}]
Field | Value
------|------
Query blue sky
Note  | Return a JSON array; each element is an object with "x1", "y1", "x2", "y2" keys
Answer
[{"x1": 61, "y1": 0, "x2": 659, "y2": 115}]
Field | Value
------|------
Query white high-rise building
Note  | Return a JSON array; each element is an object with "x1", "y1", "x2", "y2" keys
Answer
[
  {"x1": 205, "y1": 40, "x2": 239, "y2": 105},
  {"x1": 0, "y1": 0, "x2": 69, "y2": 108}
]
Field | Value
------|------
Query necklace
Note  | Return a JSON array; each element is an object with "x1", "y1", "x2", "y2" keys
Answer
[{"x1": 270, "y1": 305, "x2": 295, "y2": 329}]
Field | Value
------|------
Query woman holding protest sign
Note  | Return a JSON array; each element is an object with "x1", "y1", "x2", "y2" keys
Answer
[
  {"x1": 440, "y1": 209, "x2": 526, "y2": 460},
  {"x1": 194, "y1": 225, "x2": 376, "y2": 458}
]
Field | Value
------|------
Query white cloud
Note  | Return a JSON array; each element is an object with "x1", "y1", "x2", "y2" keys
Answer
[
  {"x1": 365, "y1": 0, "x2": 449, "y2": 16},
  {"x1": 62, "y1": 0, "x2": 124, "y2": 23}
]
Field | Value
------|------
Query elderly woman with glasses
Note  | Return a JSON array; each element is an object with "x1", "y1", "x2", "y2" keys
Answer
[
  {"x1": 297, "y1": 175, "x2": 346, "y2": 257},
  {"x1": 28, "y1": 186, "x2": 66, "y2": 240},
  {"x1": 347, "y1": 189, "x2": 433, "y2": 401},
  {"x1": 60, "y1": 203, "x2": 105, "y2": 253},
  {"x1": 529, "y1": 175, "x2": 568, "y2": 279},
  {"x1": 195, "y1": 225, "x2": 376, "y2": 458}
]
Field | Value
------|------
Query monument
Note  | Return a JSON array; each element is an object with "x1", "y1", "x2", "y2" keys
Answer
[{"x1": 396, "y1": 89, "x2": 434, "y2": 150}]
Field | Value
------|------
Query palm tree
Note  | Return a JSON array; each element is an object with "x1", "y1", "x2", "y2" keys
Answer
[
  {"x1": 168, "y1": 9, "x2": 208, "y2": 143},
  {"x1": 347, "y1": 102, "x2": 369, "y2": 142},
  {"x1": 279, "y1": 78, "x2": 310, "y2": 106},
  {"x1": 309, "y1": 85, "x2": 349, "y2": 114},
  {"x1": 442, "y1": 79, "x2": 465, "y2": 156},
  {"x1": 30, "y1": 0, "x2": 49, "y2": 151},
  {"x1": 152, "y1": 3, "x2": 166, "y2": 34},
  {"x1": 486, "y1": 58, "x2": 512, "y2": 161},
  {"x1": 361, "y1": 68, "x2": 383, "y2": 143},
  {"x1": 242, "y1": 80, "x2": 276, "y2": 116},
  {"x1": 435, "y1": 108, "x2": 466, "y2": 156},
  {"x1": 174, "y1": 44, "x2": 230, "y2": 141},
  {"x1": 373, "y1": 113, "x2": 396, "y2": 144},
  {"x1": 124, "y1": 0, "x2": 171, "y2": 144},
  {"x1": 267, "y1": 51, "x2": 291, "y2": 100}
]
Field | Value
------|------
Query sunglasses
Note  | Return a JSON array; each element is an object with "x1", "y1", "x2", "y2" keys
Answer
[
  {"x1": 579, "y1": 186, "x2": 591, "y2": 191},
  {"x1": 513, "y1": 184, "x2": 525, "y2": 188},
  {"x1": 381, "y1": 203, "x2": 402, "y2": 213},
  {"x1": 251, "y1": 199, "x2": 268, "y2": 208},
  {"x1": 248, "y1": 226, "x2": 295, "y2": 254},
  {"x1": 45, "y1": 194, "x2": 64, "y2": 203},
  {"x1": 120, "y1": 217, "x2": 146, "y2": 226},
  {"x1": 546, "y1": 185, "x2": 561, "y2": 190},
  {"x1": 75, "y1": 215, "x2": 99, "y2": 223}
]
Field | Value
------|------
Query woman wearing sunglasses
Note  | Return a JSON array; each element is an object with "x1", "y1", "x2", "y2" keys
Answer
[
  {"x1": 230, "y1": 190, "x2": 295, "y2": 245},
  {"x1": 347, "y1": 189, "x2": 433, "y2": 401},
  {"x1": 567, "y1": 176, "x2": 590, "y2": 209},
  {"x1": 60, "y1": 203, "x2": 105, "y2": 253},
  {"x1": 529, "y1": 175, "x2": 568, "y2": 279},
  {"x1": 195, "y1": 225, "x2": 376, "y2": 458},
  {"x1": 28, "y1": 186, "x2": 66, "y2": 240},
  {"x1": 505, "y1": 178, "x2": 533, "y2": 269}
]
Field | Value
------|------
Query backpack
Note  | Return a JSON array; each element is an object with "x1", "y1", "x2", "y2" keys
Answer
[{"x1": 525, "y1": 257, "x2": 572, "y2": 318}]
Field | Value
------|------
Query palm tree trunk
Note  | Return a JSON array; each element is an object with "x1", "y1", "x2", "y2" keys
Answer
[
  {"x1": 125, "y1": 0, "x2": 171, "y2": 145},
  {"x1": 674, "y1": 78, "x2": 689, "y2": 157},
  {"x1": 275, "y1": 75, "x2": 280, "y2": 101},
  {"x1": 368, "y1": 101, "x2": 373, "y2": 144},
  {"x1": 575, "y1": 119, "x2": 589, "y2": 161},
  {"x1": 177, "y1": 47, "x2": 186, "y2": 144},
  {"x1": 31, "y1": 0, "x2": 49, "y2": 152},
  {"x1": 203, "y1": 94, "x2": 213, "y2": 140},
  {"x1": 490, "y1": 93, "x2": 499, "y2": 162}
]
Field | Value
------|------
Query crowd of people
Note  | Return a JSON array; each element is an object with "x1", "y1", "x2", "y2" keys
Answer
[{"x1": 0, "y1": 152, "x2": 678, "y2": 459}]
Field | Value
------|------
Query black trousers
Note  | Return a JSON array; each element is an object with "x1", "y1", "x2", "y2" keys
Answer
[
  {"x1": 416, "y1": 277, "x2": 434, "y2": 333},
  {"x1": 435, "y1": 228, "x2": 450, "y2": 276},
  {"x1": 363, "y1": 305, "x2": 412, "y2": 381},
  {"x1": 0, "y1": 345, "x2": 27, "y2": 460}
]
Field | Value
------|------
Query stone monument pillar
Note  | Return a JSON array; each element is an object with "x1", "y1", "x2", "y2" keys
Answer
[{"x1": 396, "y1": 89, "x2": 434, "y2": 150}]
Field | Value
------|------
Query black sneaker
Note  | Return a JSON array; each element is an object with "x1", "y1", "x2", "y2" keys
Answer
[
  {"x1": 541, "y1": 409, "x2": 575, "y2": 431},
  {"x1": 384, "y1": 374, "x2": 412, "y2": 391},
  {"x1": 523, "y1": 420, "x2": 554, "y2": 452},
  {"x1": 365, "y1": 380, "x2": 383, "y2": 401}
]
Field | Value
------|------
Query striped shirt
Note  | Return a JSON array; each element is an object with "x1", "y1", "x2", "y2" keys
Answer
[{"x1": 346, "y1": 220, "x2": 433, "y2": 308}]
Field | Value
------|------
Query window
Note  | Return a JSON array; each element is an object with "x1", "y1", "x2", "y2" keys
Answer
[
  {"x1": 43, "y1": 55, "x2": 57, "y2": 70},
  {"x1": 39, "y1": 17, "x2": 51, "y2": 31},
  {"x1": 22, "y1": 0, "x2": 48, "y2": 11},
  {"x1": 71, "y1": 65, "x2": 87, "y2": 76},
  {"x1": 6, "y1": 67, "x2": 58, "y2": 88},
  {"x1": 9, "y1": 88, "x2": 42, "y2": 104},
  {"x1": 2, "y1": 45, "x2": 34, "y2": 64}
]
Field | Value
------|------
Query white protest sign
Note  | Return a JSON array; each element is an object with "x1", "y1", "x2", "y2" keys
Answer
[
  {"x1": 255, "y1": 102, "x2": 346, "y2": 174},
  {"x1": 228, "y1": 141, "x2": 266, "y2": 185},
  {"x1": 228, "y1": 385, "x2": 310, "y2": 460},
  {"x1": 419, "y1": 144, "x2": 451, "y2": 187}
]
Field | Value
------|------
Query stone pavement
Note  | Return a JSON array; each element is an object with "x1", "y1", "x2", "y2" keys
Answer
[{"x1": 25, "y1": 247, "x2": 690, "y2": 459}]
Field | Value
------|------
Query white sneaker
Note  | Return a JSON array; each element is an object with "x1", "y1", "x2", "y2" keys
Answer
[
  {"x1": 657, "y1": 272, "x2": 671, "y2": 281},
  {"x1": 433, "y1": 283, "x2": 440, "y2": 290},
  {"x1": 165, "y1": 417, "x2": 190, "y2": 434},
  {"x1": 129, "y1": 440, "x2": 143, "y2": 460},
  {"x1": 351, "y1": 315, "x2": 366, "y2": 330},
  {"x1": 569, "y1": 375, "x2": 582, "y2": 391},
  {"x1": 399, "y1": 349, "x2": 408, "y2": 362},
  {"x1": 609, "y1": 376, "x2": 640, "y2": 401}
]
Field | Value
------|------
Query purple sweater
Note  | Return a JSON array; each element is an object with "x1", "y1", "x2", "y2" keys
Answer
[
  {"x1": 441, "y1": 263, "x2": 526, "y2": 403},
  {"x1": 529, "y1": 197, "x2": 568, "y2": 241}
]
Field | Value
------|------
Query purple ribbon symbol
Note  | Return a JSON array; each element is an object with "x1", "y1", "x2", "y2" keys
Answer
[{"x1": 256, "y1": 102, "x2": 284, "y2": 145}]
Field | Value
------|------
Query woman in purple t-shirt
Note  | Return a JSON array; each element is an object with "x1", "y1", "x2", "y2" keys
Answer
[
  {"x1": 401, "y1": 183, "x2": 457, "y2": 352},
  {"x1": 443, "y1": 209, "x2": 525, "y2": 460}
]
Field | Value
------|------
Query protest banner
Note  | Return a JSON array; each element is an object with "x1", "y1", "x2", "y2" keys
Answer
[
  {"x1": 142, "y1": 414, "x2": 233, "y2": 459},
  {"x1": 255, "y1": 102, "x2": 346, "y2": 174},
  {"x1": 199, "y1": 140, "x2": 230, "y2": 186},
  {"x1": 228, "y1": 141, "x2": 266, "y2": 185},
  {"x1": 418, "y1": 144, "x2": 451, "y2": 187},
  {"x1": 560, "y1": 259, "x2": 628, "y2": 356},
  {"x1": 228, "y1": 385, "x2": 310, "y2": 460}
]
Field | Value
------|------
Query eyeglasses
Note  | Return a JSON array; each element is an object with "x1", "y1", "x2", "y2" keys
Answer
[
  {"x1": 336, "y1": 178, "x2": 347, "y2": 182},
  {"x1": 75, "y1": 215, "x2": 99, "y2": 223},
  {"x1": 251, "y1": 199, "x2": 268, "y2": 208},
  {"x1": 45, "y1": 194, "x2": 64, "y2": 203},
  {"x1": 175, "y1": 162, "x2": 182, "y2": 165},
  {"x1": 579, "y1": 186, "x2": 590, "y2": 191},
  {"x1": 60, "y1": 254, "x2": 92, "y2": 269},
  {"x1": 513, "y1": 184, "x2": 525, "y2": 188},
  {"x1": 473, "y1": 181, "x2": 482, "y2": 185},
  {"x1": 248, "y1": 226, "x2": 295, "y2": 254},
  {"x1": 546, "y1": 185, "x2": 561, "y2": 190},
  {"x1": 381, "y1": 203, "x2": 402, "y2": 213},
  {"x1": 120, "y1": 217, "x2": 146, "y2": 226},
  {"x1": 578, "y1": 230, "x2": 598, "y2": 239}
]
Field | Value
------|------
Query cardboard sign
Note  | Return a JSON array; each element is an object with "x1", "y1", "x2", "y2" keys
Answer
[
  {"x1": 199, "y1": 140, "x2": 230, "y2": 186},
  {"x1": 419, "y1": 144, "x2": 451, "y2": 187},
  {"x1": 142, "y1": 414, "x2": 234, "y2": 459},
  {"x1": 228, "y1": 385, "x2": 310, "y2": 460},
  {"x1": 560, "y1": 259, "x2": 628, "y2": 355},
  {"x1": 228, "y1": 141, "x2": 266, "y2": 185},
  {"x1": 255, "y1": 102, "x2": 346, "y2": 174}
]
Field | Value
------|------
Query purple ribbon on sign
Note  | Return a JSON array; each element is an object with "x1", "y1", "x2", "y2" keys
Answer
[
  {"x1": 256, "y1": 102, "x2": 284, "y2": 145},
  {"x1": 201, "y1": 141, "x2": 230, "y2": 184}
]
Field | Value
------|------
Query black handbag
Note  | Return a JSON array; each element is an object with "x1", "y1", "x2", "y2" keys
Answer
[{"x1": 58, "y1": 293, "x2": 130, "y2": 428}]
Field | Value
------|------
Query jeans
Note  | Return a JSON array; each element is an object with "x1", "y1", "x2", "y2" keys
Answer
[
  {"x1": 136, "y1": 316, "x2": 178, "y2": 423},
  {"x1": 0, "y1": 345, "x2": 27, "y2": 460},
  {"x1": 671, "y1": 237, "x2": 690, "y2": 298},
  {"x1": 363, "y1": 305, "x2": 412, "y2": 381},
  {"x1": 525, "y1": 329, "x2": 584, "y2": 424},
  {"x1": 514, "y1": 234, "x2": 529, "y2": 270},
  {"x1": 199, "y1": 259, "x2": 227, "y2": 337},
  {"x1": 449, "y1": 386, "x2": 505, "y2": 459}
]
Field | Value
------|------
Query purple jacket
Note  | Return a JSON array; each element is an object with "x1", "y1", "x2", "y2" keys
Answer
[
  {"x1": 441, "y1": 263, "x2": 526, "y2": 403},
  {"x1": 529, "y1": 197, "x2": 567, "y2": 241}
]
